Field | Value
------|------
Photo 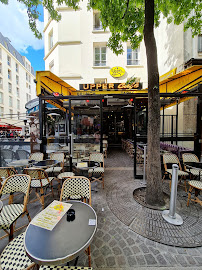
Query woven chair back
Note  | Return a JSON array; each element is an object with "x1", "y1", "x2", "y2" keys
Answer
[
  {"x1": 29, "y1": 152, "x2": 44, "y2": 162},
  {"x1": 60, "y1": 176, "x2": 91, "y2": 204},
  {"x1": 89, "y1": 153, "x2": 104, "y2": 163},
  {"x1": 16, "y1": 149, "x2": 30, "y2": 160},
  {"x1": 50, "y1": 152, "x2": 64, "y2": 163},
  {"x1": 1, "y1": 149, "x2": 15, "y2": 160},
  {"x1": 0, "y1": 174, "x2": 31, "y2": 196},
  {"x1": 24, "y1": 168, "x2": 47, "y2": 180},
  {"x1": 0, "y1": 167, "x2": 17, "y2": 179},
  {"x1": 163, "y1": 153, "x2": 179, "y2": 164},
  {"x1": 182, "y1": 153, "x2": 199, "y2": 163}
]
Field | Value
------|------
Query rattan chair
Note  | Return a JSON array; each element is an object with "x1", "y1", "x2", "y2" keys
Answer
[
  {"x1": 16, "y1": 149, "x2": 30, "y2": 160},
  {"x1": 60, "y1": 176, "x2": 92, "y2": 266},
  {"x1": 60, "y1": 176, "x2": 91, "y2": 206},
  {"x1": 162, "y1": 153, "x2": 189, "y2": 191},
  {"x1": 23, "y1": 167, "x2": 54, "y2": 209},
  {"x1": 45, "y1": 152, "x2": 65, "y2": 174},
  {"x1": 1, "y1": 149, "x2": 15, "y2": 164},
  {"x1": 0, "y1": 167, "x2": 17, "y2": 186},
  {"x1": 182, "y1": 153, "x2": 202, "y2": 179},
  {"x1": 187, "y1": 180, "x2": 202, "y2": 206},
  {"x1": 29, "y1": 152, "x2": 44, "y2": 162},
  {"x1": 88, "y1": 153, "x2": 104, "y2": 189},
  {"x1": 0, "y1": 174, "x2": 31, "y2": 241},
  {"x1": 0, "y1": 232, "x2": 35, "y2": 269},
  {"x1": 40, "y1": 267, "x2": 92, "y2": 270}
]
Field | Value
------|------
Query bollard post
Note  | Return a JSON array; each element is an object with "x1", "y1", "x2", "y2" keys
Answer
[
  {"x1": 143, "y1": 145, "x2": 147, "y2": 183},
  {"x1": 162, "y1": 164, "x2": 183, "y2": 225}
]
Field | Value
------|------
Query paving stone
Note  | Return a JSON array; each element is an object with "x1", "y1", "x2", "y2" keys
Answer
[
  {"x1": 112, "y1": 246, "x2": 122, "y2": 255},
  {"x1": 127, "y1": 255, "x2": 137, "y2": 266},
  {"x1": 100, "y1": 245, "x2": 112, "y2": 256},
  {"x1": 103, "y1": 233, "x2": 111, "y2": 242},
  {"x1": 149, "y1": 246, "x2": 160, "y2": 255},
  {"x1": 114, "y1": 234, "x2": 122, "y2": 241},
  {"x1": 175, "y1": 255, "x2": 188, "y2": 267},
  {"x1": 119, "y1": 239, "x2": 127, "y2": 249},
  {"x1": 136, "y1": 254, "x2": 146, "y2": 265},
  {"x1": 109, "y1": 229, "x2": 117, "y2": 235},
  {"x1": 164, "y1": 252, "x2": 178, "y2": 265},
  {"x1": 116, "y1": 255, "x2": 127, "y2": 266},
  {"x1": 185, "y1": 255, "x2": 197, "y2": 265},
  {"x1": 144, "y1": 254, "x2": 158, "y2": 265},
  {"x1": 108, "y1": 239, "x2": 117, "y2": 247},
  {"x1": 94, "y1": 239, "x2": 104, "y2": 248},
  {"x1": 194, "y1": 256, "x2": 202, "y2": 265},
  {"x1": 131, "y1": 245, "x2": 141, "y2": 254},
  {"x1": 96, "y1": 230, "x2": 104, "y2": 238},
  {"x1": 177, "y1": 248, "x2": 187, "y2": 254},
  {"x1": 123, "y1": 246, "x2": 133, "y2": 256},
  {"x1": 126, "y1": 237, "x2": 135, "y2": 246},
  {"x1": 106, "y1": 256, "x2": 116, "y2": 267},
  {"x1": 94, "y1": 255, "x2": 106, "y2": 267},
  {"x1": 139, "y1": 243, "x2": 150, "y2": 253},
  {"x1": 156, "y1": 254, "x2": 168, "y2": 265}
]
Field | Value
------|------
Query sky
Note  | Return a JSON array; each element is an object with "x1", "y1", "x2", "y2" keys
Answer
[{"x1": 0, "y1": 0, "x2": 45, "y2": 72}]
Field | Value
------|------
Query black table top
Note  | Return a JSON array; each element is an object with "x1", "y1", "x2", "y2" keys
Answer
[
  {"x1": 185, "y1": 162, "x2": 202, "y2": 169},
  {"x1": 24, "y1": 200, "x2": 97, "y2": 266},
  {"x1": 34, "y1": 160, "x2": 58, "y2": 168}
]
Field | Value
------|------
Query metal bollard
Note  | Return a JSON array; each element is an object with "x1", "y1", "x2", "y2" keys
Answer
[
  {"x1": 162, "y1": 164, "x2": 183, "y2": 225},
  {"x1": 143, "y1": 145, "x2": 147, "y2": 182}
]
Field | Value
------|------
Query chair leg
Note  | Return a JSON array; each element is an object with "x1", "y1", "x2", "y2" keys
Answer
[
  {"x1": 26, "y1": 210, "x2": 31, "y2": 222},
  {"x1": 187, "y1": 186, "x2": 193, "y2": 206},
  {"x1": 87, "y1": 245, "x2": 91, "y2": 267},
  {"x1": 102, "y1": 174, "x2": 104, "y2": 189},
  {"x1": 50, "y1": 182, "x2": 54, "y2": 198},
  {"x1": 9, "y1": 223, "x2": 14, "y2": 242}
]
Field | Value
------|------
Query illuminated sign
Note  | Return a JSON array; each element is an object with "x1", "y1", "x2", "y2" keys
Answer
[
  {"x1": 110, "y1": 66, "x2": 125, "y2": 78},
  {"x1": 79, "y1": 82, "x2": 142, "y2": 91}
]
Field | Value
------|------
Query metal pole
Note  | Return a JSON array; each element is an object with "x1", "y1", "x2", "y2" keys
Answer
[
  {"x1": 176, "y1": 100, "x2": 178, "y2": 145},
  {"x1": 100, "y1": 98, "x2": 103, "y2": 153},
  {"x1": 162, "y1": 164, "x2": 183, "y2": 225},
  {"x1": 143, "y1": 145, "x2": 147, "y2": 182}
]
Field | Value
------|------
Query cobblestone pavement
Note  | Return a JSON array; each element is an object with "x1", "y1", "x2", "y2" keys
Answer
[{"x1": 1, "y1": 148, "x2": 202, "y2": 269}]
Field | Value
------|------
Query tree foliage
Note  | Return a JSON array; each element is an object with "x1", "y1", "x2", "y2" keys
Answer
[{"x1": 1, "y1": 0, "x2": 201, "y2": 41}]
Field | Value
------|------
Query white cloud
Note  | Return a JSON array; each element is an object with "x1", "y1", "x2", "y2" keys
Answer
[{"x1": 0, "y1": 0, "x2": 44, "y2": 53}]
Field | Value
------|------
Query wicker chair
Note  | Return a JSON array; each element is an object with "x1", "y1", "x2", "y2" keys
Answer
[
  {"x1": 0, "y1": 233, "x2": 35, "y2": 269},
  {"x1": 29, "y1": 152, "x2": 44, "y2": 162},
  {"x1": 182, "y1": 153, "x2": 202, "y2": 179},
  {"x1": 88, "y1": 153, "x2": 104, "y2": 189},
  {"x1": 23, "y1": 167, "x2": 54, "y2": 209},
  {"x1": 60, "y1": 176, "x2": 91, "y2": 206},
  {"x1": 187, "y1": 180, "x2": 202, "y2": 206},
  {"x1": 40, "y1": 267, "x2": 92, "y2": 270},
  {"x1": 0, "y1": 167, "x2": 17, "y2": 186},
  {"x1": 60, "y1": 176, "x2": 92, "y2": 266},
  {"x1": 45, "y1": 152, "x2": 65, "y2": 175},
  {"x1": 16, "y1": 149, "x2": 30, "y2": 160},
  {"x1": 0, "y1": 174, "x2": 31, "y2": 241},
  {"x1": 1, "y1": 149, "x2": 15, "y2": 164},
  {"x1": 162, "y1": 153, "x2": 189, "y2": 191}
]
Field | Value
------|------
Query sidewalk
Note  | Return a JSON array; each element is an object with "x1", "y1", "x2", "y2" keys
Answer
[{"x1": 1, "y1": 148, "x2": 202, "y2": 269}]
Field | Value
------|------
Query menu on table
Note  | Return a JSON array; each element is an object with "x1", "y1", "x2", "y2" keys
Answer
[
  {"x1": 31, "y1": 200, "x2": 72, "y2": 231},
  {"x1": 77, "y1": 162, "x2": 88, "y2": 168}
]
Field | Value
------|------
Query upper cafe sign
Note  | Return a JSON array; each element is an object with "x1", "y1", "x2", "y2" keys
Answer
[
  {"x1": 79, "y1": 82, "x2": 142, "y2": 91},
  {"x1": 110, "y1": 66, "x2": 125, "y2": 78}
]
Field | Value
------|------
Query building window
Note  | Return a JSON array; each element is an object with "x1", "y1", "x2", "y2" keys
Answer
[
  {"x1": 16, "y1": 87, "x2": 20, "y2": 97},
  {"x1": 26, "y1": 72, "x2": 28, "y2": 81},
  {"x1": 17, "y1": 99, "x2": 20, "y2": 110},
  {"x1": 9, "y1": 109, "x2": 13, "y2": 119},
  {"x1": 16, "y1": 75, "x2": 19, "y2": 85},
  {"x1": 9, "y1": 96, "x2": 13, "y2": 107},
  {"x1": 127, "y1": 47, "x2": 140, "y2": 65},
  {"x1": 26, "y1": 93, "x2": 31, "y2": 102},
  {"x1": 0, "y1": 48, "x2": 2, "y2": 60},
  {"x1": 29, "y1": 85, "x2": 31, "y2": 92},
  {"x1": 0, "y1": 92, "x2": 3, "y2": 104},
  {"x1": 0, "y1": 78, "x2": 2, "y2": 89},
  {"x1": 198, "y1": 35, "x2": 202, "y2": 53},
  {"x1": 7, "y1": 55, "x2": 11, "y2": 66},
  {"x1": 0, "y1": 107, "x2": 4, "y2": 117},
  {"x1": 29, "y1": 75, "x2": 31, "y2": 83},
  {"x1": 49, "y1": 30, "x2": 53, "y2": 50},
  {"x1": 16, "y1": 63, "x2": 19, "y2": 73},
  {"x1": 8, "y1": 69, "x2": 11, "y2": 80},
  {"x1": 8, "y1": 82, "x2": 12, "y2": 93},
  {"x1": 0, "y1": 63, "x2": 2, "y2": 74},
  {"x1": 93, "y1": 12, "x2": 103, "y2": 30},
  {"x1": 94, "y1": 47, "x2": 106, "y2": 66},
  {"x1": 26, "y1": 82, "x2": 28, "y2": 88},
  {"x1": 94, "y1": 78, "x2": 107, "y2": 83}
]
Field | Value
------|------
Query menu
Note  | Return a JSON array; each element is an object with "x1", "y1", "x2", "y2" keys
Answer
[
  {"x1": 77, "y1": 162, "x2": 88, "y2": 168},
  {"x1": 31, "y1": 200, "x2": 72, "y2": 231}
]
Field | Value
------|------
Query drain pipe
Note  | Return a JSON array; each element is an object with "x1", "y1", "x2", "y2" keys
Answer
[{"x1": 162, "y1": 164, "x2": 183, "y2": 225}]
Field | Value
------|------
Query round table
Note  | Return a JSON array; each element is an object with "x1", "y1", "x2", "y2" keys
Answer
[
  {"x1": 33, "y1": 160, "x2": 59, "y2": 169},
  {"x1": 24, "y1": 200, "x2": 97, "y2": 266},
  {"x1": 73, "y1": 161, "x2": 99, "y2": 177},
  {"x1": 57, "y1": 172, "x2": 75, "y2": 181},
  {"x1": 7, "y1": 159, "x2": 30, "y2": 168}
]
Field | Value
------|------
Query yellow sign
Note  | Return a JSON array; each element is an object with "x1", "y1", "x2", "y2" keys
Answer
[{"x1": 110, "y1": 66, "x2": 125, "y2": 78}]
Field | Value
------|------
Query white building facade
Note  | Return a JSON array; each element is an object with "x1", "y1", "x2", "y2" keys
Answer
[
  {"x1": 43, "y1": 1, "x2": 148, "y2": 90},
  {"x1": 0, "y1": 32, "x2": 36, "y2": 129}
]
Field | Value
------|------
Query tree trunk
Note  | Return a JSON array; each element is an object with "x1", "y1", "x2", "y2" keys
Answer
[{"x1": 144, "y1": 0, "x2": 164, "y2": 206}]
